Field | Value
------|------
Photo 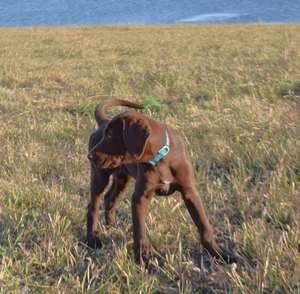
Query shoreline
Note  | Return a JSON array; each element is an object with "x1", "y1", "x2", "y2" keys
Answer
[{"x1": 1, "y1": 22, "x2": 300, "y2": 30}]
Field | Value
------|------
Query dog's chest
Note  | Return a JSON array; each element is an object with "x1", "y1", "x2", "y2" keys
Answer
[
  {"x1": 161, "y1": 180, "x2": 171, "y2": 192},
  {"x1": 154, "y1": 165, "x2": 176, "y2": 196},
  {"x1": 155, "y1": 178, "x2": 176, "y2": 196}
]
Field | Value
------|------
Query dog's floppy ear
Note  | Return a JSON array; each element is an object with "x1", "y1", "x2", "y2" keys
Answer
[{"x1": 122, "y1": 115, "x2": 151, "y2": 160}]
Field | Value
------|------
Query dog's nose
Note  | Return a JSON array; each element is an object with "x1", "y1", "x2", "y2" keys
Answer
[{"x1": 87, "y1": 152, "x2": 95, "y2": 161}]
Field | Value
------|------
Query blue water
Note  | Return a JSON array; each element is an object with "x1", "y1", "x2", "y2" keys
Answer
[{"x1": 0, "y1": 0, "x2": 300, "y2": 27}]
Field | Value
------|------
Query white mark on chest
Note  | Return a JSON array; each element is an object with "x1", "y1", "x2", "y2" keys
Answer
[{"x1": 162, "y1": 180, "x2": 171, "y2": 192}]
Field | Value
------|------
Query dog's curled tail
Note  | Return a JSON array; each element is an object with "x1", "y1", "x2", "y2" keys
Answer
[{"x1": 94, "y1": 98, "x2": 144, "y2": 126}]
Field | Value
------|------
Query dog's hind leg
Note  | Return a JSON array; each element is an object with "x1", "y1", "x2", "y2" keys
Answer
[
  {"x1": 104, "y1": 171, "x2": 132, "y2": 227},
  {"x1": 181, "y1": 185, "x2": 237, "y2": 263}
]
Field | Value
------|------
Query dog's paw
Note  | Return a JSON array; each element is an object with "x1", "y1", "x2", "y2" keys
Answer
[
  {"x1": 134, "y1": 250, "x2": 150, "y2": 269},
  {"x1": 204, "y1": 242, "x2": 237, "y2": 264},
  {"x1": 105, "y1": 220, "x2": 116, "y2": 228},
  {"x1": 219, "y1": 249, "x2": 238, "y2": 264},
  {"x1": 86, "y1": 233, "x2": 103, "y2": 249}
]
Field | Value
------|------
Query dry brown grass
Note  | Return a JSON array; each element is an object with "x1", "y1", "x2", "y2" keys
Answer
[{"x1": 0, "y1": 24, "x2": 300, "y2": 293}]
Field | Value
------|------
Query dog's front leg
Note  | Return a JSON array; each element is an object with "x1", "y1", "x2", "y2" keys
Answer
[
  {"x1": 131, "y1": 188, "x2": 155, "y2": 267},
  {"x1": 86, "y1": 167, "x2": 111, "y2": 249}
]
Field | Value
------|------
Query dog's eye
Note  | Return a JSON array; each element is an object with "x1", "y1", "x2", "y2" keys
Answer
[{"x1": 106, "y1": 131, "x2": 113, "y2": 139}]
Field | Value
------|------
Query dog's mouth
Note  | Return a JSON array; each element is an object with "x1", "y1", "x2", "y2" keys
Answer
[{"x1": 90, "y1": 155, "x2": 123, "y2": 169}]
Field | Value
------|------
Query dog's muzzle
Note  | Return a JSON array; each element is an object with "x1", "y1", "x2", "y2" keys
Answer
[{"x1": 87, "y1": 152, "x2": 96, "y2": 161}]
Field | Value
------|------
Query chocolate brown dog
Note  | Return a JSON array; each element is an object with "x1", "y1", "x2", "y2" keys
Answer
[{"x1": 87, "y1": 98, "x2": 236, "y2": 266}]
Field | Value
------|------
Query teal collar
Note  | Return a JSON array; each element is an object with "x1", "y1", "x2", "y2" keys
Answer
[{"x1": 148, "y1": 131, "x2": 170, "y2": 165}]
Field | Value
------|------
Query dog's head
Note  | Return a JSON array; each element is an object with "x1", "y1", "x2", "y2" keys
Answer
[{"x1": 87, "y1": 112, "x2": 156, "y2": 169}]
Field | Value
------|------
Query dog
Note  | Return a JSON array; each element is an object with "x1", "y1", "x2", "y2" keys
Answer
[{"x1": 86, "y1": 98, "x2": 236, "y2": 266}]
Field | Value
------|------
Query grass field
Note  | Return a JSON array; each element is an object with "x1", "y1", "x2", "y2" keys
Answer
[{"x1": 0, "y1": 24, "x2": 300, "y2": 293}]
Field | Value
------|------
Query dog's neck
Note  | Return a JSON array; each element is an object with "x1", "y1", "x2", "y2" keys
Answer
[{"x1": 147, "y1": 131, "x2": 170, "y2": 166}]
